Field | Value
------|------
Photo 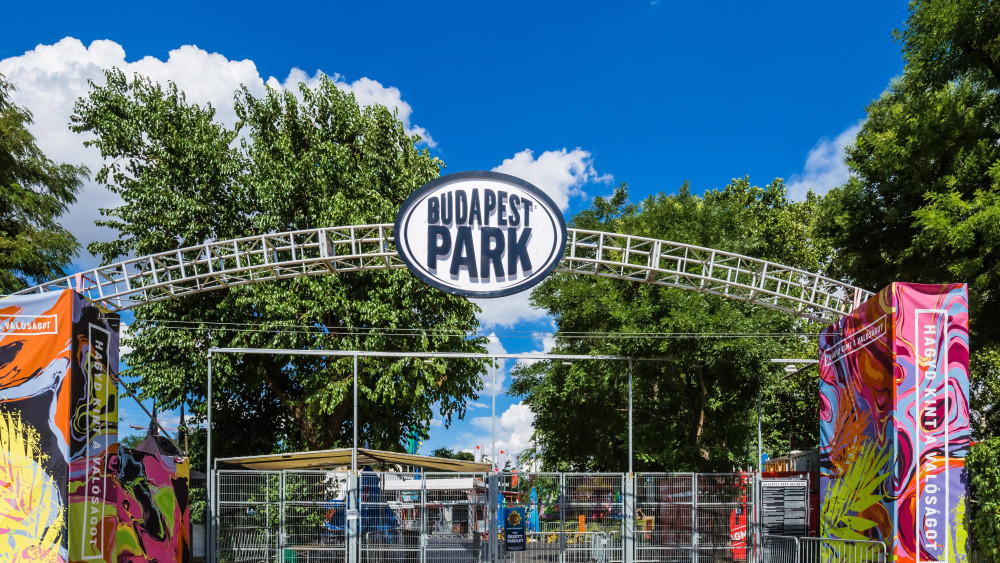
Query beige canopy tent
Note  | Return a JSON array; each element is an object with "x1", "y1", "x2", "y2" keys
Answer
[{"x1": 216, "y1": 447, "x2": 490, "y2": 473}]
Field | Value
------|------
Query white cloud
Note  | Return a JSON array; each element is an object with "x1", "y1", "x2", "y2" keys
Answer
[
  {"x1": 492, "y1": 148, "x2": 611, "y2": 212},
  {"x1": 785, "y1": 124, "x2": 861, "y2": 201},
  {"x1": 468, "y1": 401, "x2": 535, "y2": 458},
  {"x1": 118, "y1": 323, "x2": 133, "y2": 356},
  {"x1": 0, "y1": 38, "x2": 433, "y2": 272},
  {"x1": 515, "y1": 334, "x2": 558, "y2": 367},
  {"x1": 481, "y1": 333, "x2": 509, "y2": 396},
  {"x1": 472, "y1": 291, "x2": 550, "y2": 329}
]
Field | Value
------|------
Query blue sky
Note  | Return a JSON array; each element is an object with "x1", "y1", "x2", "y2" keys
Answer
[{"x1": 2, "y1": 1, "x2": 908, "y2": 464}]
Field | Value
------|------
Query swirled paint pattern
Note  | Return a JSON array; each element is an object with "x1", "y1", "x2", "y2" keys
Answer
[
  {"x1": 819, "y1": 283, "x2": 968, "y2": 563},
  {"x1": 1, "y1": 291, "x2": 190, "y2": 562}
]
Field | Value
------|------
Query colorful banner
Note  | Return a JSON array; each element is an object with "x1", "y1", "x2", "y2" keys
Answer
[
  {"x1": 66, "y1": 298, "x2": 120, "y2": 563},
  {"x1": 893, "y1": 284, "x2": 969, "y2": 562},
  {"x1": 1, "y1": 291, "x2": 75, "y2": 563},
  {"x1": 819, "y1": 283, "x2": 969, "y2": 562},
  {"x1": 114, "y1": 447, "x2": 191, "y2": 563}
]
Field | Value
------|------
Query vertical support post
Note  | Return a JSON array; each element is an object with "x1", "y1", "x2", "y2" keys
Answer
[
  {"x1": 691, "y1": 473, "x2": 698, "y2": 563},
  {"x1": 624, "y1": 473, "x2": 635, "y2": 563},
  {"x1": 488, "y1": 472, "x2": 498, "y2": 563},
  {"x1": 755, "y1": 384, "x2": 763, "y2": 563},
  {"x1": 351, "y1": 354, "x2": 358, "y2": 473},
  {"x1": 348, "y1": 472, "x2": 358, "y2": 563},
  {"x1": 206, "y1": 352, "x2": 214, "y2": 563},
  {"x1": 757, "y1": 385, "x2": 763, "y2": 474},
  {"x1": 628, "y1": 358, "x2": 634, "y2": 475},
  {"x1": 753, "y1": 472, "x2": 762, "y2": 563},
  {"x1": 212, "y1": 461, "x2": 218, "y2": 563},
  {"x1": 491, "y1": 360, "x2": 496, "y2": 473},
  {"x1": 266, "y1": 483, "x2": 272, "y2": 562},
  {"x1": 559, "y1": 473, "x2": 566, "y2": 563},
  {"x1": 279, "y1": 471, "x2": 286, "y2": 563},
  {"x1": 420, "y1": 471, "x2": 427, "y2": 563}
]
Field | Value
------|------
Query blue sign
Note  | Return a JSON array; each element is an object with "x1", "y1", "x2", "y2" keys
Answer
[{"x1": 503, "y1": 507, "x2": 527, "y2": 552}]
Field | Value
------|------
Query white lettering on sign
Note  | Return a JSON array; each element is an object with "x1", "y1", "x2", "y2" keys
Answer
[
  {"x1": 914, "y1": 308, "x2": 949, "y2": 562},
  {"x1": 395, "y1": 172, "x2": 567, "y2": 298},
  {"x1": 0, "y1": 314, "x2": 58, "y2": 335}
]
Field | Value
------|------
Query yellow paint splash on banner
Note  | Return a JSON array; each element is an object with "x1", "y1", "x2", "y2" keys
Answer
[{"x1": 0, "y1": 409, "x2": 65, "y2": 563}]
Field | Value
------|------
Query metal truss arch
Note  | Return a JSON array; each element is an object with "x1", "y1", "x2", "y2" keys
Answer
[{"x1": 14, "y1": 224, "x2": 871, "y2": 322}]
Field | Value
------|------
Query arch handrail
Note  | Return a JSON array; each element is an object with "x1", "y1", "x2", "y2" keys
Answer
[{"x1": 12, "y1": 224, "x2": 871, "y2": 322}]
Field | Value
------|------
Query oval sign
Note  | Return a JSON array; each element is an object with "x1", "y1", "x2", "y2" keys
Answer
[{"x1": 394, "y1": 171, "x2": 567, "y2": 298}]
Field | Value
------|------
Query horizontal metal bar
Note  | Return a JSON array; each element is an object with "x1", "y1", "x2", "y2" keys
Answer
[{"x1": 209, "y1": 347, "x2": 673, "y2": 361}]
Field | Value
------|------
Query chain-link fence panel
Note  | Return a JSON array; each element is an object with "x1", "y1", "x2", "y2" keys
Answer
[
  {"x1": 357, "y1": 471, "x2": 418, "y2": 563},
  {"x1": 694, "y1": 474, "x2": 752, "y2": 562},
  {"x1": 212, "y1": 469, "x2": 761, "y2": 563},
  {"x1": 217, "y1": 470, "x2": 282, "y2": 563},
  {"x1": 421, "y1": 472, "x2": 488, "y2": 563},
  {"x1": 496, "y1": 473, "x2": 624, "y2": 563},
  {"x1": 635, "y1": 474, "x2": 695, "y2": 563},
  {"x1": 282, "y1": 471, "x2": 350, "y2": 563},
  {"x1": 496, "y1": 472, "x2": 561, "y2": 563},
  {"x1": 633, "y1": 473, "x2": 753, "y2": 563}
]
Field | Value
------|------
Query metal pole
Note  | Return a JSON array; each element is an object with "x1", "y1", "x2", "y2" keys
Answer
[
  {"x1": 353, "y1": 354, "x2": 358, "y2": 473},
  {"x1": 757, "y1": 384, "x2": 763, "y2": 474},
  {"x1": 206, "y1": 352, "x2": 213, "y2": 563},
  {"x1": 491, "y1": 360, "x2": 496, "y2": 472},
  {"x1": 756, "y1": 384, "x2": 763, "y2": 563},
  {"x1": 628, "y1": 358, "x2": 633, "y2": 475}
]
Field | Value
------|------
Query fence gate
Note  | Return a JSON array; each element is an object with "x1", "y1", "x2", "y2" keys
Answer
[
  {"x1": 216, "y1": 470, "x2": 282, "y2": 563},
  {"x1": 282, "y1": 470, "x2": 350, "y2": 563},
  {"x1": 498, "y1": 472, "x2": 625, "y2": 563},
  {"x1": 633, "y1": 473, "x2": 753, "y2": 563},
  {"x1": 214, "y1": 470, "x2": 756, "y2": 563}
]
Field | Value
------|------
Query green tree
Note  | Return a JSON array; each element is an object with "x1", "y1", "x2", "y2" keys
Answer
[
  {"x1": 968, "y1": 438, "x2": 1000, "y2": 557},
  {"x1": 0, "y1": 74, "x2": 87, "y2": 293},
  {"x1": 511, "y1": 179, "x2": 824, "y2": 472},
  {"x1": 429, "y1": 447, "x2": 475, "y2": 461},
  {"x1": 71, "y1": 70, "x2": 488, "y2": 463},
  {"x1": 818, "y1": 0, "x2": 1000, "y2": 438}
]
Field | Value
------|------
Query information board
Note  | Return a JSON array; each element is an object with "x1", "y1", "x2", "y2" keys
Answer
[{"x1": 761, "y1": 480, "x2": 809, "y2": 537}]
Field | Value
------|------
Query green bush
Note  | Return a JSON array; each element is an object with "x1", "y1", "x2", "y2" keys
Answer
[{"x1": 969, "y1": 439, "x2": 1000, "y2": 558}]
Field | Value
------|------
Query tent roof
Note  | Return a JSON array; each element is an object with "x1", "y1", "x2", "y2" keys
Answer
[{"x1": 216, "y1": 448, "x2": 490, "y2": 473}]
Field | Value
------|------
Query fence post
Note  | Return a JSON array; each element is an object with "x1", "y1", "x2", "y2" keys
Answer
[
  {"x1": 753, "y1": 472, "x2": 761, "y2": 563},
  {"x1": 212, "y1": 462, "x2": 218, "y2": 563},
  {"x1": 624, "y1": 473, "x2": 634, "y2": 563},
  {"x1": 278, "y1": 471, "x2": 285, "y2": 563},
  {"x1": 420, "y1": 472, "x2": 427, "y2": 563},
  {"x1": 559, "y1": 474, "x2": 567, "y2": 563},
  {"x1": 348, "y1": 471, "x2": 358, "y2": 563},
  {"x1": 488, "y1": 472, "x2": 498, "y2": 563},
  {"x1": 691, "y1": 474, "x2": 698, "y2": 563}
]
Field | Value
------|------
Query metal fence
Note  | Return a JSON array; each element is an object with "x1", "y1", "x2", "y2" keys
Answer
[
  {"x1": 213, "y1": 470, "x2": 891, "y2": 563},
  {"x1": 634, "y1": 473, "x2": 752, "y2": 563},
  {"x1": 216, "y1": 470, "x2": 282, "y2": 563},
  {"x1": 761, "y1": 535, "x2": 889, "y2": 563},
  {"x1": 498, "y1": 472, "x2": 625, "y2": 563}
]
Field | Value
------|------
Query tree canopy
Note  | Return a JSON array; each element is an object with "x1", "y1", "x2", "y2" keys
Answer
[
  {"x1": 0, "y1": 74, "x2": 87, "y2": 293},
  {"x1": 819, "y1": 0, "x2": 1000, "y2": 437},
  {"x1": 511, "y1": 180, "x2": 824, "y2": 472},
  {"x1": 71, "y1": 70, "x2": 489, "y2": 462}
]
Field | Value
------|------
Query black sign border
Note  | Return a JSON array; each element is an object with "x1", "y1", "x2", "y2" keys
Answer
[{"x1": 394, "y1": 171, "x2": 568, "y2": 299}]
